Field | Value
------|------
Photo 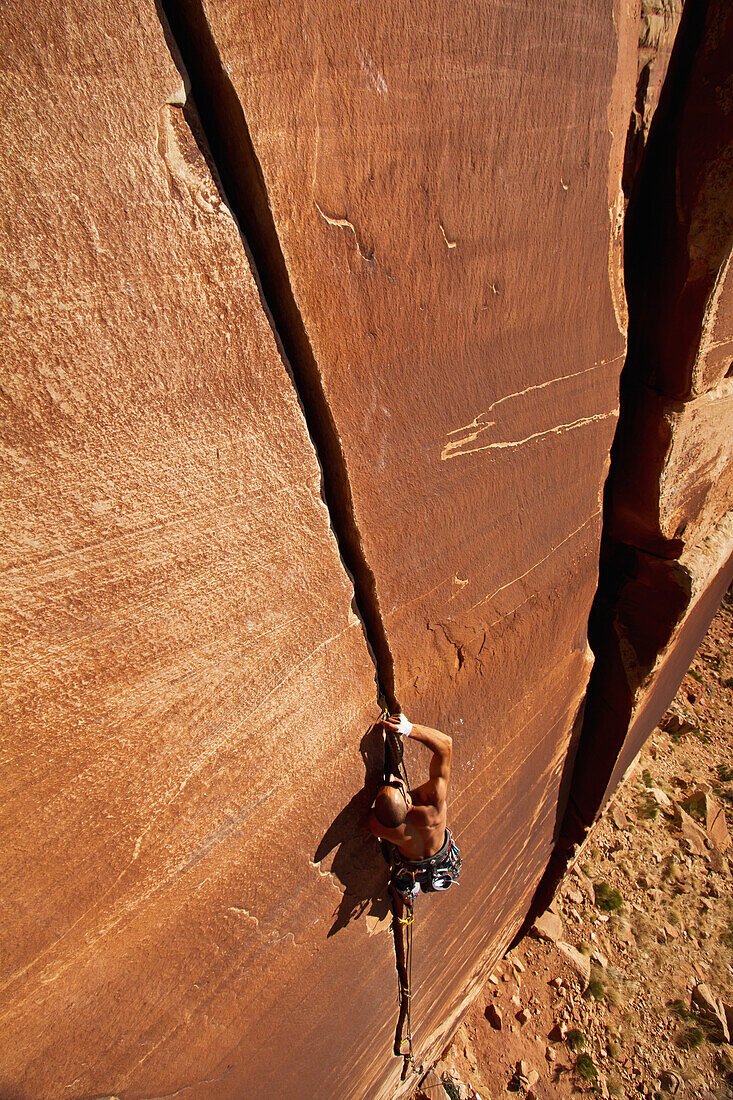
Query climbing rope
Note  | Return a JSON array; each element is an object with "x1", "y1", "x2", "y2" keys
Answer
[
  {"x1": 376, "y1": 695, "x2": 458, "y2": 1080},
  {"x1": 378, "y1": 696, "x2": 411, "y2": 791},
  {"x1": 402, "y1": 898, "x2": 415, "y2": 1080},
  {"x1": 391, "y1": 884, "x2": 416, "y2": 1080},
  {"x1": 378, "y1": 697, "x2": 418, "y2": 1079}
]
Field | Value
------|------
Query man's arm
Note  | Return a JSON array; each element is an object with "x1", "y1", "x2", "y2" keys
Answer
[
  {"x1": 381, "y1": 716, "x2": 452, "y2": 803},
  {"x1": 407, "y1": 724, "x2": 452, "y2": 784}
]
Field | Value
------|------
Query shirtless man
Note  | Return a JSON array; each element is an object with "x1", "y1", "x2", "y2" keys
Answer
[{"x1": 368, "y1": 714, "x2": 461, "y2": 901}]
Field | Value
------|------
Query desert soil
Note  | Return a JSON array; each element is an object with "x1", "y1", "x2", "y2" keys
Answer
[{"x1": 417, "y1": 586, "x2": 733, "y2": 1100}]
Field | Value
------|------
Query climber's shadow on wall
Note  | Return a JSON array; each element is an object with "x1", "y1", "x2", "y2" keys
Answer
[{"x1": 314, "y1": 722, "x2": 392, "y2": 937}]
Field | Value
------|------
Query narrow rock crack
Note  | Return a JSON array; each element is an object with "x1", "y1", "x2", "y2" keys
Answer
[
  {"x1": 523, "y1": 0, "x2": 724, "y2": 926},
  {"x1": 157, "y1": 0, "x2": 397, "y2": 709}
]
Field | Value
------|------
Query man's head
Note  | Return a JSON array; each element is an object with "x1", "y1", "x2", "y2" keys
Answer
[{"x1": 374, "y1": 778, "x2": 411, "y2": 828}]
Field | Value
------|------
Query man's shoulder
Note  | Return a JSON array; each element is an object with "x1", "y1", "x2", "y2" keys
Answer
[
  {"x1": 407, "y1": 801, "x2": 445, "y2": 830},
  {"x1": 411, "y1": 782, "x2": 447, "y2": 812},
  {"x1": 369, "y1": 811, "x2": 409, "y2": 843}
]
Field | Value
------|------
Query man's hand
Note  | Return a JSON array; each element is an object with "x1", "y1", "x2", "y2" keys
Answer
[
  {"x1": 389, "y1": 717, "x2": 453, "y2": 804},
  {"x1": 379, "y1": 713, "x2": 412, "y2": 738}
]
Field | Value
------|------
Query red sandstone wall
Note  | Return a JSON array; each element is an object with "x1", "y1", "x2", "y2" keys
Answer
[
  {"x1": 559, "y1": 0, "x2": 733, "y2": 855},
  {"x1": 0, "y1": 4, "x2": 380, "y2": 1095},
  {"x1": 0, "y1": 0, "x2": 730, "y2": 1097}
]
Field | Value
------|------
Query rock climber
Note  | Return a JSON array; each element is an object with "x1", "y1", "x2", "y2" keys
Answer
[{"x1": 368, "y1": 714, "x2": 461, "y2": 903}]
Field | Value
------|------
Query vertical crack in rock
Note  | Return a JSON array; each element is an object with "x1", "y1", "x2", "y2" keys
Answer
[
  {"x1": 156, "y1": 0, "x2": 397, "y2": 709},
  {"x1": 523, "y1": 0, "x2": 732, "y2": 927},
  {"x1": 620, "y1": 0, "x2": 685, "y2": 202},
  {"x1": 621, "y1": 0, "x2": 714, "y2": 400}
]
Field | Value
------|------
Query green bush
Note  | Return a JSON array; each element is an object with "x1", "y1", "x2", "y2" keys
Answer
[
  {"x1": 637, "y1": 794, "x2": 659, "y2": 820},
  {"x1": 668, "y1": 998, "x2": 692, "y2": 1021},
  {"x1": 586, "y1": 978, "x2": 605, "y2": 1002},
  {"x1": 675, "y1": 1025, "x2": 704, "y2": 1050},
  {"x1": 566, "y1": 1029, "x2": 586, "y2": 1052},
  {"x1": 594, "y1": 881, "x2": 624, "y2": 912},
  {"x1": 575, "y1": 1053, "x2": 597, "y2": 1080}
]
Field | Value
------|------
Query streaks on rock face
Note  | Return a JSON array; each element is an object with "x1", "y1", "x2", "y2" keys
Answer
[
  {"x1": 159, "y1": 0, "x2": 397, "y2": 710},
  {"x1": 2, "y1": 0, "x2": 732, "y2": 1098}
]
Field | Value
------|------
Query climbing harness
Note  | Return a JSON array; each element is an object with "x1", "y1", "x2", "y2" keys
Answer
[{"x1": 391, "y1": 829, "x2": 462, "y2": 902}]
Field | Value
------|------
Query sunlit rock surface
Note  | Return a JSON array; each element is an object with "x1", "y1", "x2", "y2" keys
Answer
[
  {"x1": 0, "y1": 3, "x2": 378, "y2": 1096},
  {"x1": 1, "y1": 0, "x2": 731, "y2": 1097}
]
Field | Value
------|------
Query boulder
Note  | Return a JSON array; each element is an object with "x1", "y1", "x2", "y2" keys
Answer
[
  {"x1": 675, "y1": 806, "x2": 710, "y2": 857},
  {"x1": 556, "y1": 942, "x2": 591, "y2": 985},
  {"x1": 575, "y1": 868, "x2": 597, "y2": 903},
  {"x1": 691, "y1": 983, "x2": 719, "y2": 1016},
  {"x1": 691, "y1": 985, "x2": 731, "y2": 1043},
  {"x1": 725, "y1": 1004, "x2": 733, "y2": 1040},
  {"x1": 661, "y1": 715, "x2": 697, "y2": 738},
  {"x1": 689, "y1": 789, "x2": 732, "y2": 852},
  {"x1": 648, "y1": 787, "x2": 672, "y2": 809},
  {"x1": 532, "y1": 912, "x2": 564, "y2": 944},
  {"x1": 660, "y1": 1070, "x2": 682, "y2": 1094}
]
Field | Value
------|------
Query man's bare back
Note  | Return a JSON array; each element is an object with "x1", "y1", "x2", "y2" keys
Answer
[{"x1": 368, "y1": 717, "x2": 452, "y2": 861}]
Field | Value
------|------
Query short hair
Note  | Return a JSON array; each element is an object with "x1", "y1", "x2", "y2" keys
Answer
[{"x1": 374, "y1": 785, "x2": 408, "y2": 828}]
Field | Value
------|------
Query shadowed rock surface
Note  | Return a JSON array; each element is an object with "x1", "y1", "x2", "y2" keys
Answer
[
  {"x1": 0, "y1": 0, "x2": 731, "y2": 1097},
  {"x1": 537, "y1": 0, "x2": 733, "y2": 913}
]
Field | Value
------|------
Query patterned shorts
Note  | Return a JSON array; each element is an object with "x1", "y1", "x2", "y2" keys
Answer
[{"x1": 391, "y1": 829, "x2": 462, "y2": 902}]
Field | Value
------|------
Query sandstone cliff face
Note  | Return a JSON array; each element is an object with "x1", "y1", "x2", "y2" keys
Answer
[
  {"x1": 0, "y1": 0, "x2": 731, "y2": 1098},
  {"x1": 553, "y1": 0, "x2": 733, "y2": 868},
  {"x1": 0, "y1": 3, "x2": 380, "y2": 1095},
  {"x1": 159, "y1": 0, "x2": 637, "y2": 1093}
]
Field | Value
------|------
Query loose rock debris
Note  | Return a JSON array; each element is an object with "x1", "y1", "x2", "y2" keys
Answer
[{"x1": 416, "y1": 590, "x2": 733, "y2": 1099}]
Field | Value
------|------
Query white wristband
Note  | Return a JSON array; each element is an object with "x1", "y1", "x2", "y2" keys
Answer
[{"x1": 396, "y1": 713, "x2": 413, "y2": 737}]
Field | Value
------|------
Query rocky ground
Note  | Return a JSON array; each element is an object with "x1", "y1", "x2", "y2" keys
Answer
[{"x1": 416, "y1": 587, "x2": 733, "y2": 1100}]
